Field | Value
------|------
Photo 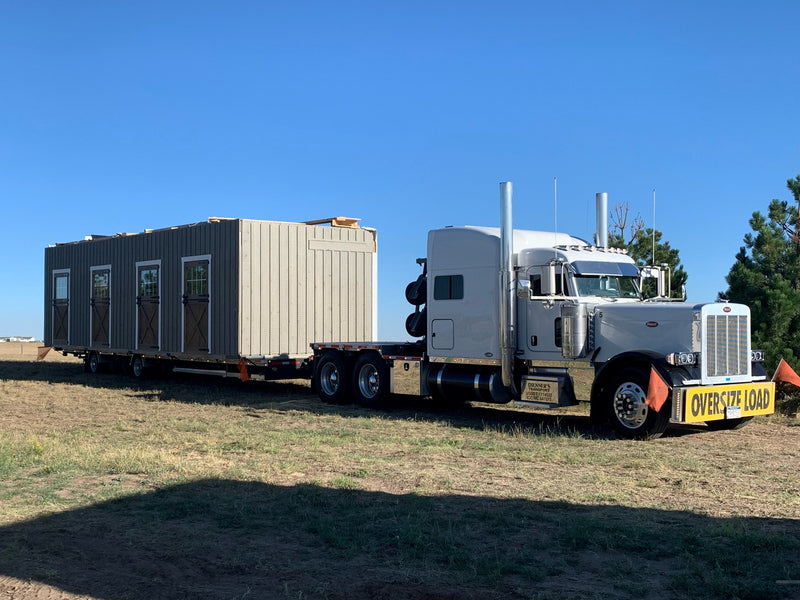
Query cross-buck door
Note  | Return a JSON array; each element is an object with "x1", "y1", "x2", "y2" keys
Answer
[
  {"x1": 90, "y1": 267, "x2": 110, "y2": 347},
  {"x1": 52, "y1": 270, "x2": 70, "y2": 346},
  {"x1": 182, "y1": 257, "x2": 210, "y2": 353},
  {"x1": 137, "y1": 263, "x2": 160, "y2": 349}
]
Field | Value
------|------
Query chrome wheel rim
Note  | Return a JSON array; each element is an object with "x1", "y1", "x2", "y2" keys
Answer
[
  {"x1": 320, "y1": 362, "x2": 340, "y2": 396},
  {"x1": 613, "y1": 381, "x2": 648, "y2": 429},
  {"x1": 357, "y1": 364, "x2": 380, "y2": 399}
]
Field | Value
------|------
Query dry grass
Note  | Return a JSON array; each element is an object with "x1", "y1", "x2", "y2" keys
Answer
[{"x1": 1, "y1": 347, "x2": 799, "y2": 599}]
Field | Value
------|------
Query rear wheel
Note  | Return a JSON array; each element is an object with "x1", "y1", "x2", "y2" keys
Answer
[
  {"x1": 352, "y1": 353, "x2": 390, "y2": 409},
  {"x1": 603, "y1": 367, "x2": 670, "y2": 440},
  {"x1": 316, "y1": 352, "x2": 351, "y2": 404}
]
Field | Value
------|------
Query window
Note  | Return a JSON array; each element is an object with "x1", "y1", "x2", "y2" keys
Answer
[
  {"x1": 575, "y1": 275, "x2": 641, "y2": 299},
  {"x1": 139, "y1": 267, "x2": 159, "y2": 298},
  {"x1": 529, "y1": 270, "x2": 563, "y2": 295},
  {"x1": 530, "y1": 274, "x2": 542, "y2": 296},
  {"x1": 55, "y1": 273, "x2": 69, "y2": 300},
  {"x1": 92, "y1": 271, "x2": 110, "y2": 299},
  {"x1": 434, "y1": 275, "x2": 464, "y2": 300},
  {"x1": 185, "y1": 263, "x2": 209, "y2": 296}
]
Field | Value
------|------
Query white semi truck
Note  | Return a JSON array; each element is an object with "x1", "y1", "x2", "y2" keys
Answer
[{"x1": 312, "y1": 182, "x2": 775, "y2": 439}]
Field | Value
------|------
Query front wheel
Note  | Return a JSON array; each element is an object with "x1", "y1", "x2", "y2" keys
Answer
[
  {"x1": 602, "y1": 367, "x2": 670, "y2": 440},
  {"x1": 352, "y1": 353, "x2": 390, "y2": 409},
  {"x1": 315, "y1": 352, "x2": 351, "y2": 404}
]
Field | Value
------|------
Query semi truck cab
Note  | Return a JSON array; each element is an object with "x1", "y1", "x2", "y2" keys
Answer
[{"x1": 312, "y1": 182, "x2": 775, "y2": 439}]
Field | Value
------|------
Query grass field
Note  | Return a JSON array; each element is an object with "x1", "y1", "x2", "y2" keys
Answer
[{"x1": 1, "y1": 347, "x2": 799, "y2": 599}]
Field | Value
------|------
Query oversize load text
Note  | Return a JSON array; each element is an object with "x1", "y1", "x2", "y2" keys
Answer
[{"x1": 684, "y1": 383, "x2": 775, "y2": 422}]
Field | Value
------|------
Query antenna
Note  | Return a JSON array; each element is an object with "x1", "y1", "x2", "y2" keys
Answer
[
  {"x1": 554, "y1": 177, "x2": 558, "y2": 254},
  {"x1": 652, "y1": 188, "x2": 656, "y2": 266}
]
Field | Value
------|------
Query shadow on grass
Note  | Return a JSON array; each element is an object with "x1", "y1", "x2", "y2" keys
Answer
[
  {"x1": 0, "y1": 359, "x2": 707, "y2": 440},
  {"x1": 0, "y1": 479, "x2": 798, "y2": 600}
]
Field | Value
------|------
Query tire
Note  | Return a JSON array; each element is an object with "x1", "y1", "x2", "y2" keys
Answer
[
  {"x1": 131, "y1": 356, "x2": 147, "y2": 379},
  {"x1": 405, "y1": 306, "x2": 427, "y2": 338},
  {"x1": 602, "y1": 366, "x2": 670, "y2": 440},
  {"x1": 352, "y1": 353, "x2": 390, "y2": 409},
  {"x1": 87, "y1": 352, "x2": 102, "y2": 374},
  {"x1": 705, "y1": 417, "x2": 753, "y2": 431},
  {"x1": 405, "y1": 276, "x2": 427, "y2": 306},
  {"x1": 315, "y1": 352, "x2": 351, "y2": 404}
]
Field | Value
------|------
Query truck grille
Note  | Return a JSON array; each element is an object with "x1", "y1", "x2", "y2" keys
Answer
[{"x1": 705, "y1": 314, "x2": 748, "y2": 377}]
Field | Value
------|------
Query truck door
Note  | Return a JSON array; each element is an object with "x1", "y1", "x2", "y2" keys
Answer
[{"x1": 525, "y1": 266, "x2": 565, "y2": 360}]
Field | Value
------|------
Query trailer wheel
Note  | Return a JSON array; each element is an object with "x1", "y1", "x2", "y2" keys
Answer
[
  {"x1": 131, "y1": 356, "x2": 147, "y2": 379},
  {"x1": 87, "y1": 352, "x2": 102, "y2": 374},
  {"x1": 352, "y1": 353, "x2": 390, "y2": 409},
  {"x1": 316, "y1": 352, "x2": 351, "y2": 404},
  {"x1": 603, "y1": 367, "x2": 669, "y2": 440},
  {"x1": 705, "y1": 417, "x2": 753, "y2": 431}
]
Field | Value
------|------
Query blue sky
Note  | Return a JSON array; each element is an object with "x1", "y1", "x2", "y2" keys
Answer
[{"x1": 1, "y1": 1, "x2": 798, "y2": 342}]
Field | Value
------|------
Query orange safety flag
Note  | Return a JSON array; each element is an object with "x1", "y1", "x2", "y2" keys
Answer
[
  {"x1": 646, "y1": 365, "x2": 670, "y2": 413},
  {"x1": 237, "y1": 358, "x2": 249, "y2": 383},
  {"x1": 772, "y1": 358, "x2": 800, "y2": 388}
]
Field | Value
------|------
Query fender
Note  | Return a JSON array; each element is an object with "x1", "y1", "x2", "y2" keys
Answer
[
  {"x1": 591, "y1": 350, "x2": 694, "y2": 404},
  {"x1": 589, "y1": 350, "x2": 693, "y2": 426}
]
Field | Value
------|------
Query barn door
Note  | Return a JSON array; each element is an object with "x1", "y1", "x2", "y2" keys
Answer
[
  {"x1": 52, "y1": 270, "x2": 70, "y2": 346},
  {"x1": 182, "y1": 257, "x2": 210, "y2": 353},
  {"x1": 137, "y1": 263, "x2": 160, "y2": 349},
  {"x1": 90, "y1": 267, "x2": 110, "y2": 347}
]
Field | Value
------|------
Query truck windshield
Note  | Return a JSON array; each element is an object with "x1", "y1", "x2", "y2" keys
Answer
[{"x1": 574, "y1": 275, "x2": 641, "y2": 299}]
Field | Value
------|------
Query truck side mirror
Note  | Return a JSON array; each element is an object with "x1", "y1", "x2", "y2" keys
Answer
[{"x1": 542, "y1": 263, "x2": 557, "y2": 295}]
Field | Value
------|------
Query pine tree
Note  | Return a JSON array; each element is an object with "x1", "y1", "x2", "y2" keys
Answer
[{"x1": 721, "y1": 175, "x2": 800, "y2": 375}]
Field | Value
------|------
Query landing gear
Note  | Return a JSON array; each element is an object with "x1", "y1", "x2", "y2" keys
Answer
[{"x1": 86, "y1": 352, "x2": 102, "y2": 374}]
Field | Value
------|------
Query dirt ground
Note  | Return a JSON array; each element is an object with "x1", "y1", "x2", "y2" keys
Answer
[{"x1": 1, "y1": 346, "x2": 799, "y2": 600}]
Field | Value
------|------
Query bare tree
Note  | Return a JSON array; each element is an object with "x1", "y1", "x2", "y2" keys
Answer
[{"x1": 610, "y1": 203, "x2": 645, "y2": 246}]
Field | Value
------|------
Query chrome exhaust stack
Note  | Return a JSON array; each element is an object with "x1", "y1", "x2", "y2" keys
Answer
[
  {"x1": 499, "y1": 182, "x2": 516, "y2": 393},
  {"x1": 595, "y1": 192, "x2": 608, "y2": 249}
]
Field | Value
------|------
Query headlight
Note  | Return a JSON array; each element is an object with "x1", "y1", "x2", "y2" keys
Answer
[{"x1": 666, "y1": 352, "x2": 698, "y2": 366}]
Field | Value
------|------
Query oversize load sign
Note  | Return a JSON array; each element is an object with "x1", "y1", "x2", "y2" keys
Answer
[{"x1": 682, "y1": 382, "x2": 775, "y2": 423}]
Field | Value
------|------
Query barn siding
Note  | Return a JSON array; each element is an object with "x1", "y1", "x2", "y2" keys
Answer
[
  {"x1": 237, "y1": 220, "x2": 376, "y2": 358},
  {"x1": 44, "y1": 220, "x2": 240, "y2": 357}
]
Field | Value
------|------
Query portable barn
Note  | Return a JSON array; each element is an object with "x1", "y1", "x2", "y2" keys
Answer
[{"x1": 44, "y1": 217, "x2": 376, "y2": 375}]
